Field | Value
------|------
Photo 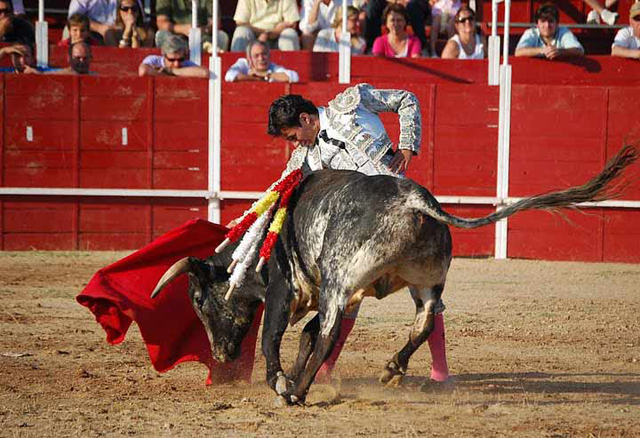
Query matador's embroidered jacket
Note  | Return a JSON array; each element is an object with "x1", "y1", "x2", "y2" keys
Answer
[{"x1": 277, "y1": 83, "x2": 422, "y2": 181}]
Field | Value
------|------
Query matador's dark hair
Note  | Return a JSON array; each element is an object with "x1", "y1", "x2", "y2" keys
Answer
[{"x1": 267, "y1": 94, "x2": 318, "y2": 136}]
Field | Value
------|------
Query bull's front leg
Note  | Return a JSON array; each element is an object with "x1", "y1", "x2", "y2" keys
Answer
[
  {"x1": 287, "y1": 314, "x2": 320, "y2": 383},
  {"x1": 261, "y1": 274, "x2": 294, "y2": 398},
  {"x1": 284, "y1": 288, "x2": 345, "y2": 405}
]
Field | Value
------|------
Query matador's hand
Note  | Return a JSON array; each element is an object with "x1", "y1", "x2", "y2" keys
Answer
[{"x1": 388, "y1": 149, "x2": 413, "y2": 174}]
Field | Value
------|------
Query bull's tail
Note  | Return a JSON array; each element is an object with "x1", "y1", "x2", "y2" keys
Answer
[{"x1": 425, "y1": 144, "x2": 638, "y2": 229}]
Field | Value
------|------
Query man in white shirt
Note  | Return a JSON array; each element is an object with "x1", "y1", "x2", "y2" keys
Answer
[
  {"x1": 299, "y1": 0, "x2": 340, "y2": 50},
  {"x1": 67, "y1": 0, "x2": 118, "y2": 38},
  {"x1": 611, "y1": 2, "x2": 640, "y2": 60},
  {"x1": 515, "y1": 3, "x2": 584, "y2": 60},
  {"x1": 225, "y1": 40, "x2": 299, "y2": 82},
  {"x1": 138, "y1": 34, "x2": 209, "y2": 78},
  {"x1": 230, "y1": 0, "x2": 300, "y2": 52}
]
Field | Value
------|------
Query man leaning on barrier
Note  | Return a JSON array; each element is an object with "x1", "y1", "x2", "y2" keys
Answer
[{"x1": 138, "y1": 33, "x2": 209, "y2": 78}]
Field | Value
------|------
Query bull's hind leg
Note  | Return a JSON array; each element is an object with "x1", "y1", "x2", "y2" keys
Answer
[{"x1": 380, "y1": 284, "x2": 444, "y2": 386}]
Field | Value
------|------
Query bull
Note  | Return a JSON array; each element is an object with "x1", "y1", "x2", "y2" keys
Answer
[{"x1": 152, "y1": 145, "x2": 637, "y2": 405}]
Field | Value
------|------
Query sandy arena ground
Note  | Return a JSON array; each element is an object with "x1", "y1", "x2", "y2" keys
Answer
[{"x1": 0, "y1": 251, "x2": 639, "y2": 437}]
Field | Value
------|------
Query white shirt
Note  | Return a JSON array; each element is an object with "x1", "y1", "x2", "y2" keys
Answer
[
  {"x1": 313, "y1": 28, "x2": 365, "y2": 54},
  {"x1": 141, "y1": 55, "x2": 198, "y2": 68},
  {"x1": 516, "y1": 26, "x2": 583, "y2": 52},
  {"x1": 450, "y1": 34, "x2": 484, "y2": 59},
  {"x1": 224, "y1": 57, "x2": 299, "y2": 82},
  {"x1": 68, "y1": 0, "x2": 118, "y2": 25},
  {"x1": 299, "y1": 0, "x2": 342, "y2": 34},
  {"x1": 612, "y1": 26, "x2": 640, "y2": 50}
]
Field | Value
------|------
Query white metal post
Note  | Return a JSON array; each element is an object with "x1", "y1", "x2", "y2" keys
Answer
[
  {"x1": 495, "y1": 0, "x2": 512, "y2": 259},
  {"x1": 189, "y1": 0, "x2": 202, "y2": 65},
  {"x1": 338, "y1": 4, "x2": 351, "y2": 84},
  {"x1": 36, "y1": 0, "x2": 48, "y2": 68},
  {"x1": 488, "y1": 0, "x2": 500, "y2": 85},
  {"x1": 208, "y1": 0, "x2": 221, "y2": 223}
]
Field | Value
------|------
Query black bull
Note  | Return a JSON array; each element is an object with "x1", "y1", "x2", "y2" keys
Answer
[{"x1": 152, "y1": 145, "x2": 637, "y2": 405}]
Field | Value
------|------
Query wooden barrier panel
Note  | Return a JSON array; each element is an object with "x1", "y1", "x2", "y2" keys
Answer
[
  {"x1": 4, "y1": 75, "x2": 77, "y2": 187},
  {"x1": 153, "y1": 78, "x2": 208, "y2": 189},
  {"x1": 1, "y1": 74, "x2": 639, "y2": 261}
]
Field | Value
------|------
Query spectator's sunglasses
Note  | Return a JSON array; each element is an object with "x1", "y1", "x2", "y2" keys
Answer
[
  {"x1": 0, "y1": 8, "x2": 11, "y2": 15},
  {"x1": 632, "y1": 15, "x2": 640, "y2": 22},
  {"x1": 165, "y1": 55, "x2": 186, "y2": 63},
  {"x1": 120, "y1": 6, "x2": 137, "y2": 12},
  {"x1": 456, "y1": 16, "x2": 475, "y2": 24}
]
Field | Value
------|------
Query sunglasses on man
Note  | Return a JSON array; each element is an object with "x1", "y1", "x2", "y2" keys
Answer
[
  {"x1": 0, "y1": 7, "x2": 11, "y2": 15},
  {"x1": 632, "y1": 15, "x2": 640, "y2": 22},
  {"x1": 456, "y1": 16, "x2": 475, "y2": 24},
  {"x1": 120, "y1": 6, "x2": 137, "y2": 12},
  {"x1": 165, "y1": 55, "x2": 186, "y2": 63}
]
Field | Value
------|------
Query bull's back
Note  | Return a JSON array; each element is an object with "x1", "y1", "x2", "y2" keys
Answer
[{"x1": 287, "y1": 170, "x2": 451, "y2": 276}]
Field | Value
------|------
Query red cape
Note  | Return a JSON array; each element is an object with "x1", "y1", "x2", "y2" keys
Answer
[{"x1": 76, "y1": 218, "x2": 263, "y2": 384}]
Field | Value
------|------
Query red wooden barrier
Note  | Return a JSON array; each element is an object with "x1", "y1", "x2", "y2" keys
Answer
[{"x1": 1, "y1": 73, "x2": 639, "y2": 262}]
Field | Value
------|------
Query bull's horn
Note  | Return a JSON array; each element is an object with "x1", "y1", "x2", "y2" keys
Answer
[
  {"x1": 215, "y1": 238, "x2": 231, "y2": 254},
  {"x1": 150, "y1": 257, "x2": 191, "y2": 299}
]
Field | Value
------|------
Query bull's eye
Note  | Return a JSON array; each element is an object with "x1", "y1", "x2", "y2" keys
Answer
[{"x1": 192, "y1": 288, "x2": 205, "y2": 307}]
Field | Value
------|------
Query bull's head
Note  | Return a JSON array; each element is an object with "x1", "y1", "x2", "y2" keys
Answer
[{"x1": 151, "y1": 256, "x2": 264, "y2": 363}]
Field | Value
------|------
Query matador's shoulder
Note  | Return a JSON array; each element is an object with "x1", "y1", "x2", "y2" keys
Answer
[{"x1": 328, "y1": 83, "x2": 373, "y2": 114}]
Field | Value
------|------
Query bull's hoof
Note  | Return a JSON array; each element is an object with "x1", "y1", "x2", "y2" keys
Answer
[
  {"x1": 275, "y1": 371, "x2": 294, "y2": 396},
  {"x1": 273, "y1": 392, "x2": 305, "y2": 407},
  {"x1": 274, "y1": 395, "x2": 289, "y2": 408},
  {"x1": 387, "y1": 374, "x2": 404, "y2": 387},
  {"x1": 379, "y1": 361, "x2": 405, "y2": 385}
]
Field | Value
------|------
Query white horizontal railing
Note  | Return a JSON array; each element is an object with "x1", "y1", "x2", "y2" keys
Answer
[{"x1": 2, "y1": 187, "x2": 639, "y2": 209}]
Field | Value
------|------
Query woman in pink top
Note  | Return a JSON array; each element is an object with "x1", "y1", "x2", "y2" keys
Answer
[{"x1": 371, "y1": 3, "x2": 421, "y2": 58}]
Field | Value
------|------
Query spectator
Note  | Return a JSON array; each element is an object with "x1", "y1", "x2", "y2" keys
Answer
[
  {"x1": 313, "y1": 5, "x2": 366, "y2": 54},
  {"x1": 299, "y1": 0, "x2": 351, "y2": 50},
  {"x1": 441, "y1": 5, "x2": 485, "y2": 59},
  {"x1": 225, "y1": 40, "x2": 299, "y2": 82},
  {"x1": 51, "y1": 40, "x2": 95, "y2": 75},
  {"x1": 67, "y1": 0, "x2": 128, "y2": 40},
  {"x1": 611, "y1": 2, "x2": 640, "y2": 59},
  {"x1": 138, "y1": 33, "x2": 209, "y2": 78},
  {"x1": 585, "y1": 0, "x2": 618, "y2": 26},
  {"x1": 104, "y1": 0, "x2": 154, "y2": 47},
  {"x1": 155, "y1": 0, "x2": 229, "y2": 52},
  {"x1": 0, "y1": 0, "x2": 34, "y2": 44},
  {"x1": 230, "y1": 0, "x2": 300, "y2": 52},
  {"x1": 365, "y1": 0, "x2": 429, "y2": 55},
  {"x1": 515, "y1": 3, "x2": 584, "y2": 60},
  {"x1": 58, "y1": 14, "x2": 102, "y2": 47},
  {"x1": 0, "y1": 42, "x2": 61, "y2": 73},
  {"x1": 429, "y1": 0, "x2": 460, "y2": 57},
  {"x1": 372, "y1": 3, "x2": 421, "y2": 58}
]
